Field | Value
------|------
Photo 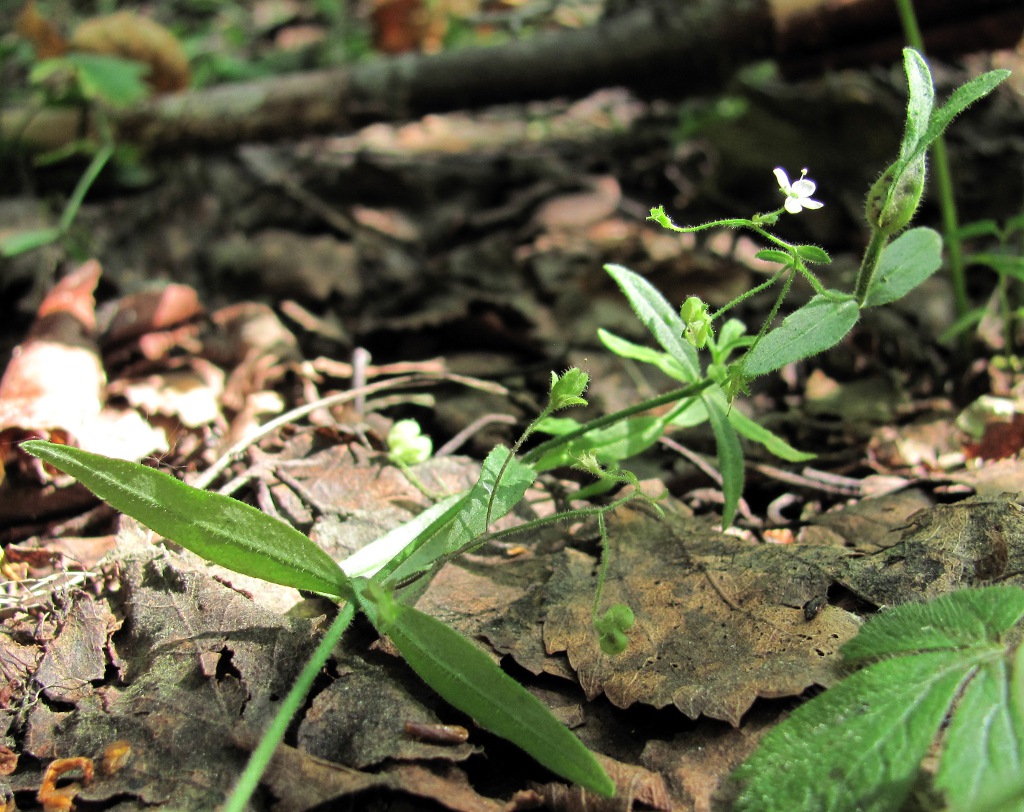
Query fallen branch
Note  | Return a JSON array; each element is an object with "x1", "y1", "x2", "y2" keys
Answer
[{"x1": 3, "y1": 0, "x2": 1020, "y2": 154}]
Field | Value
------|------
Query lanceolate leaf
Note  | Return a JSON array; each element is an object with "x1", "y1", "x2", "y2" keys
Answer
[
  {"x1": 899, "y1": 48, "x2": 935, "y2": 164},
  {"x1": 355, "y1": 580, "x2": 615, "y2": 797},
  {"x1": 911, "y1": 67, "x2": 1011, "y2": 167},
  {"x1": 382, "y1": 446, "x2": 535, "y2": 585},
  {"x1": 704, "y1": 391, "x2": 743, "y2": 528},
  {"x1": 733, "y1": 586, "x2": 1024, "y2": 812},
  {"x1": 530, "y1": 416, "x2": 667, "y2": 472},
  {"x1": 604, "y1": 264, "x2": 700, "y2": 380},
  {"x1": 727, "y1": 408, "x2": 815, "y2": 463},
  {"x1": 742, "y1": 293, "x2": 859, "y2": 378},
  {"x1": 597, "y1": 328, "x2": 690, "y2": 382},
  {"x1": 21, "y1": 440, "x2": 350, "y2": 597}
]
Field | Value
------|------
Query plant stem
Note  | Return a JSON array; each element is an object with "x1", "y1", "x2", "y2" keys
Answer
[
  {"x1": 222, "y1": 602, "x2": 356, "y2": 812},
  {"x1": 931, "y1": 137, "x2": 967, "y2": 316},
  {"x1": 854, "y1": 229, "x2": 888, "y2": 304},
  {"x1": 894, "y1": 0, "x2": 968, "y2": 319},
  {"x1": 520, "y1": 379, "x2": 715, "y2": 466}
]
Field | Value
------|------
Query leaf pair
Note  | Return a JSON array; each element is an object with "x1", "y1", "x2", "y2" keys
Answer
[{"x1": 21, "y1": 440, "x2": 615, "y2": 799}]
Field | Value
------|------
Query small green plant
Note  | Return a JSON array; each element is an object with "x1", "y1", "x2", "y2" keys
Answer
[
  {"x1": 15, "y1": 46, "x2": 1012, "y2": 810},
  {"x1": 942, "y1": 214, "x2": 1024, "y2": 351},
  {"x1": 530, "y1": 48, "x2": 1006, "y2": 526},
  {"x1": 23, "y1": 368, "x2": 660, "y2": 807},
  {"x1": 732, "y1": 586, "x2": 1024, "y2": 811},
  {"x1": 1, "y1": 50, "x2": 150, "y2": 258}
]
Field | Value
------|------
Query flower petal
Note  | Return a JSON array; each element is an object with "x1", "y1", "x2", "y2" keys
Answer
[
  {"x1": 801, "y1": 198, "x2": 824, "y2": 210},
  {"x1": 773, "y1": 168, "x2": 791, "y2": 190},
  {"x1": 792, "y1": 179, "x2": 817, "y2": 197},
  {"x1": 784, "y1": 197, "x2": 802, "y2": 214}
]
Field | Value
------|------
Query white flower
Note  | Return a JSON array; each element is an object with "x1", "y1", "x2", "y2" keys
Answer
[{"x1": 774, "y1": 167, "x2": 824, "y2": 214}]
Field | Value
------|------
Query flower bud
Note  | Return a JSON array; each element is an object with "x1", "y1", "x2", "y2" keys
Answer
[
  {"x1": 865, "y1": 156, "x2": 926, "y2": 236},
  {"x1": 679, "y1": 296, "x2": 712, "y2": 349}
]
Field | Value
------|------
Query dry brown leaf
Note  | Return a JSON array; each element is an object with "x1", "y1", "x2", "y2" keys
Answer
[
  {"x1": 539, "y1": 753, "x2": 671, "y2": 810},
  {"x1": 531, "y1": 176, "x2": 622, "y2": 232},
  {"x1": 101, "y1": 283, "x2": 203, "y2": 348},
  {"x1": 16, "y1": 2, "x2": 67, "y2": 59},
  {"x1": 543, "y1": 505, "x2": 860, "y2": 726},
  {"x1": 0, "y1": 261, "x2": 105, "y2": 480},
  {"x1": 70, "y1": 11, "x2": 189, "y2": 93},
  {"x1": 816, "y1": 492, "x2": 1024, "y2": 606},
  {"x1": 112, "y1": 362, "x2": 224, "y2": 429},
  {"x1": 296, "y1": 654, "x2": 478, "y2": 769}
]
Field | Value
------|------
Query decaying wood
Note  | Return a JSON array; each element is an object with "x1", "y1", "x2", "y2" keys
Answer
[{"x1": 3, "y1": 0, "x2": 1021, "y2": 154}]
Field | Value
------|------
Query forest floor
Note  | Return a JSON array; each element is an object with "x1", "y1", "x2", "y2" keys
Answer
[{"x1": 1, "y1": 14, "x2": 1024, "y2": 810}]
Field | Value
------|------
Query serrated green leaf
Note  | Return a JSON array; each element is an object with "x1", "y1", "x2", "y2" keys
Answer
[
  {"x1": 934, "y1": 657, "x2": 1024, "y2": 810},
  {"x1": 604, "y1": 264, "x2": 700, "y2": 380},
  {"x1": 354, "y1": 581, "x2": 615, "y2": 797},
  {"x1": 742, "y1": 293, "x2": 859, "y2": 377},
  {"x1": 705, "y1": 391, "x2": 743, "y2": 527},
  {"x1": 794, "y1": 244, "x2": 831, "y2": 264},
  {"x1": 863, "y1": 227, "x2": 943, "y2": 307},
  {"x1": 842, "y1": 585, "x2": 1024, "y2": 664},
  {"x1": 734, "y1": 586, "x2": 1024, "y2": 812},
  {"x1": 21, "y1": 440, "x2": 350, "y2": 597},
  {"x1": 734, "y1": 651, "x2": 970, "y2": 812},
  {"x1": 727, "y1": 408, "x2": 815, "y2": 463}
]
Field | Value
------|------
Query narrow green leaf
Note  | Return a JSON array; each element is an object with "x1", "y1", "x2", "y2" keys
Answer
[
  {"x1": 952, "y1": 219, "x2": 1002, "y2": 241},
  {"x1": 0, "y1": 227, "x2": 62, "y2": 257},
  {"x1": 727, "y1": 408, "x2": 815, "y2": 463},
  {"x1": 753, "y1": 249, "x2": 792, "y2": 265},
  {"x1": 1006, "y1": 213, "x2": 1024, "y2": 236},
  {"x1": 355, "y1": 582, "x2": 615, "y2": 797},
  {"x1": 734, "y1": 586, "x2": 1024, "y2": 812},
  {"x1": 597, "y1": 328, "x2": 690, "y2": 383},
  {"x1": 604, "y1": 264, "x2": 700, "y2": 380},
  {"x1": 383, "y1": 446, "x2": 535, "y2": 584},
  {"x1": 912, "y1": 68, "x2": 1011, "y2": 166},
  {"x1": 21, "y1": 440, "x2": 350, "y2": 597},
  {"x1": 863, "y1": 227, "x2": 943, "y2": 307},
  {"x1": 742, "y1": 293, "x2": 859, "y2": 377},
  {"x1": 340, "y1": 494, "x2": 463, "y2": 579},
  {"x1": 899, "y1": 48, "x2": 935, "y2": 164},
  {"x1": 665, "y1": 396, "x2": 709, "y2": 428},
  {"x1": 530, "y1": 416, "x2": 667, "y2": 471},
  {"x1": 966, "y1": 253, "x2": 1024, "y2": 282},
  {"x1": 705, "y1": 392, "x2": 743, "y2": 527}
]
